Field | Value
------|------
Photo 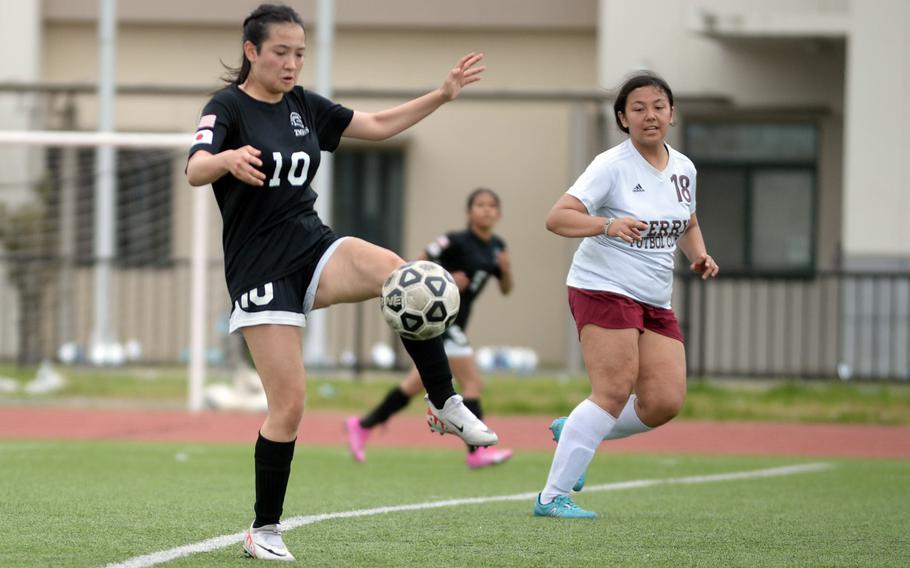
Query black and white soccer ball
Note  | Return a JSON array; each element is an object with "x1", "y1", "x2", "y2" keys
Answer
[{"x1": 380, "y1": 261, "x2": 460, "y2": 340}]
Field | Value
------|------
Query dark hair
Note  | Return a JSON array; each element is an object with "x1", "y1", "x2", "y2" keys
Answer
[
  {"x1": 221, "y1": 4, "x2": 305, "y2": 85},
  {"x1": 466, "y1": 187, "x2": 501, "y2": 211},
  {"x1": 613, "y1": 72, "x2": 674, "y2": 134}
]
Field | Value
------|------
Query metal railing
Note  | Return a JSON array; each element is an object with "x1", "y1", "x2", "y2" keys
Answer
[{"x1": 676, "y1": 271, "x2": 910, "y2": 380}]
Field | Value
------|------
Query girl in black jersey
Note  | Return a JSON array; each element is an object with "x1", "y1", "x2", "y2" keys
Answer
[
  {"x1": 186, "y1": 4, "x2": 496, "y2": 561},
  {"x1": 346, "y1": 188, "x2": 514, "y2": 469}
]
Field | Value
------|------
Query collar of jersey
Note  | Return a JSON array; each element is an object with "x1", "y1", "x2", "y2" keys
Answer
[
  {"x1": 625, "y1": 139, "x2": 674, "y2": 180},
  {"x1": 233, "y1": 83, "x2": 289, "y2": 108}
]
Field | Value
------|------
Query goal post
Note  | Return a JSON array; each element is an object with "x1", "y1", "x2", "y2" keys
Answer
[{"x1": 0, "y1": 130, "x2": 210, "y2": 411}]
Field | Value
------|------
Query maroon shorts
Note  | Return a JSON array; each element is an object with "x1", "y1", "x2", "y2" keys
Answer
[{"x1": 567, "y1": 287, "x2": 684, "y2": 343}]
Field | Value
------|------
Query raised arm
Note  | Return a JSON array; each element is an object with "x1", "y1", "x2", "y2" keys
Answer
[{"x1": 342, "y1": 53, "x2": 485, "y2": 141}]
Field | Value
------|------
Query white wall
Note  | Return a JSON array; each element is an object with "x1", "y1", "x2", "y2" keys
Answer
[
  {"x1": 842, "y1": 0, "x2": 910, "y2": 266},
  {"x1": 598, "y1": 0, "x2": 845, "y2": 110},
  {"x1": 0, "y1": 0, "x2": 42, "y2": 207},
  {"x1": 0, "y1": 0, "x2": 42, "y2": 359}
]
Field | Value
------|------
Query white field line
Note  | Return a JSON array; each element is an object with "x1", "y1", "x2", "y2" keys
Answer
[{"x1": 104, "y1": 462, "x2": 832, "y2": 568}]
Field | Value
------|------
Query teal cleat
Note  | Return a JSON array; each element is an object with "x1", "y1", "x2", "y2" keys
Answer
[
  {"x1": 548, "y1": 417, "x2": 587, "y2": 491},
  {"x1": 534, "y1": 494, "x2": 597, "y2": 519}
]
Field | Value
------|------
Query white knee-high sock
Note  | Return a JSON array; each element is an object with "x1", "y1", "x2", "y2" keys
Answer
[
  {"x1": 540, "y1": 399, "x2": 616, "y2": 503},
  {"x1": 603, "y1": 394, "x2": 651, "y2": 440}
]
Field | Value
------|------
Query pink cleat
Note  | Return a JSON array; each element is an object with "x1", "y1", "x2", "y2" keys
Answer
[
  {"x1": 466, "y1": 446, "x2": 513, "y2": 469},
  {"x1": 345, "y1": 416, "x2": 371, "y2": 462}
]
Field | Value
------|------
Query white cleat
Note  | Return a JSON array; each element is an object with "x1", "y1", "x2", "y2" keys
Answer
[
  {"x1": 243, "y1": 523, "x2": 296, "y2": 562},
  {"x1": 425, "y1": 394, "x2": 499, "y2": 447}
]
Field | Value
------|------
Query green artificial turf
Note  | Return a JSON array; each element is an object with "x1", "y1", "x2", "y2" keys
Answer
[{"x1": 0, "y1": 441, "x2": 907, "y2": 567}]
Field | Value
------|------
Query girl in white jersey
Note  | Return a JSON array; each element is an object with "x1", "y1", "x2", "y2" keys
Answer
[{"x1": 534, "y1": 73, "x2": 719, "y2": 519}]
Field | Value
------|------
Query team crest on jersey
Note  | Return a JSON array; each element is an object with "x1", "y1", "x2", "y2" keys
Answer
[{"x1": 290, "y1": 112, "x2": 310, "y2": 137}]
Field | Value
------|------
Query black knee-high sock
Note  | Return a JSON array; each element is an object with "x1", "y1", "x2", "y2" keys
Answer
[
  {"x1": 360, "y1": 386, "x2": 412, "y2": 428},
  {"x1": 253, "y1": 433, "x2": 296, "y2": 527},
  {"x1": 463, "y1": 398, "x2": 483, "y2": 420},
  {"x1": 400, "y1": 336, "x2": 456, "y2": 409},
  {"x1": 463, "y1": 398, "x2": 483, "y2": 453}
]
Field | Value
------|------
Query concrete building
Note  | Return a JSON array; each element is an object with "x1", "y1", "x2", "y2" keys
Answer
[{"x1": 0, "y1": 0, "x2": 906, "y2": 378}]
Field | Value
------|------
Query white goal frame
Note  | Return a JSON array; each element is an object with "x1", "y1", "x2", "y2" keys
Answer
[{"x1": 0, "y1": 130, "x2": 209, "y2": 411}]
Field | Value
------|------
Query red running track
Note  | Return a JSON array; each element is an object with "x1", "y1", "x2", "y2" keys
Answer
[{"x1": 0, "y1": 405, "x2": 908, "y2": 459}]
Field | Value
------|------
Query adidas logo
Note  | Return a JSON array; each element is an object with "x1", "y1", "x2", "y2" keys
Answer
[{"x1": 632, "y1": 183, "x2": 645, "y2": 192}]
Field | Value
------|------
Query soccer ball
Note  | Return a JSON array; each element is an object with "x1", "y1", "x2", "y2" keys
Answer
[{"x1": 380, "y1": 261, "x2": 460, "y2": 340}]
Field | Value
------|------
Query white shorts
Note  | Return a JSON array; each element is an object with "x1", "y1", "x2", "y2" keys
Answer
[{"x1": 442, "y1": 324, "x2": 474, "y2": 358}]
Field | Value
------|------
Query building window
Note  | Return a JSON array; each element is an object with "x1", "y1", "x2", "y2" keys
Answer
[
  {"x1": 331, "y1": 149, "x2": 405, "y2": 252},
  {"x1": 685, "y1": 122, "x2": 817, "y2": 273}
]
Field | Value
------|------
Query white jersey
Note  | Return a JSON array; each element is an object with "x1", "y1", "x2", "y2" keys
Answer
[{"x1": 565, "y1": 139, "x2": 697, "y2": 309}]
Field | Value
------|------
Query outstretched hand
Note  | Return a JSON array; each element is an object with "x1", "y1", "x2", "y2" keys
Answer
[
  {"x1": 439, "y1": 53, "x2": 485, "y2": 101},
  {"x1": 690, "y1": 254, "x2": 719, "y2": 280}
]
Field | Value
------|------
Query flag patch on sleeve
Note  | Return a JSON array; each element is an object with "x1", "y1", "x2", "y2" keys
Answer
[
  {"x1": 197, "y1": 114, "x2": 216, "y2": 129},
  {"x1": 192, "y1": 129, "x2": 213, "y2": 146},
  {"x1": 426, "y1": 235, "x2": 449, "y2": 258}
]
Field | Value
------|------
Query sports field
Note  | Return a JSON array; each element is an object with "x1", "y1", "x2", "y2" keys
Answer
[{"x1": 2, "y1": 437, "x2": 908, "y2": 567}]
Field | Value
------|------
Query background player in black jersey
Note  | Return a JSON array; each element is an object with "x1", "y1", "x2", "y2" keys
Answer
[
  {"x1": 185, "y1": 4, "x2": 497, "y2": 561},
  {"x1": 346, "y1": 188, "x2": 514, "y2": 469}
]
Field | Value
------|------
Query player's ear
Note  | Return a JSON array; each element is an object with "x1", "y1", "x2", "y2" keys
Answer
[
  {"x1": 243, "y1": 40, "x2": 258, "y2": 64},
  {"x1": 618, "y1": 111, "x2": 629, "y2": 130}
]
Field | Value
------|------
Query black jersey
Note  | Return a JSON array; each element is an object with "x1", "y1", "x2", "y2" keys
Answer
[
  {"x1": 425, "y1": 229, "x2": 506, "y2": 331},
  {"x1": 188, "y1": 84, "x2": 354, "y2": 300}
]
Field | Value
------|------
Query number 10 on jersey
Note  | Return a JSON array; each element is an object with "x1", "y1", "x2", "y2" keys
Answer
[{"x1": 269, "y1": 151, "x2": 311, "y2": 187}]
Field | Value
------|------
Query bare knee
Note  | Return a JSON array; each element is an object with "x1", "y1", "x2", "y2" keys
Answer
[
  {"x1": 589, "y1": 390, "x2": 632, "y2": 417},
  {"x1": 267, "y1": 384, "x2": 306, "y2": 434},
  {"x1": 380, "y1": 250, "x2": 406, "y2": 275},
  {"x1": 375, "y1": 250, "x2": 406, "y2": 293},
  {"x1": 637, "y1": 390, "x2": 685, "y2": 427},
  {"x1": 588, "y1": 359, "x2": 637, "y2": 416}
]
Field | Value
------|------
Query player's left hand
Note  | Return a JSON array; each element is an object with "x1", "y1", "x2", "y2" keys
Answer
[
  {"x1": 496, "y1": 250, "x2": 511, "y2": 274},
  {"x1": 439, "y1": 53, "x2": 485, "y2": 101},
  {"x1": 690, "y1": 254, "x2": 719, "y2": 279}
]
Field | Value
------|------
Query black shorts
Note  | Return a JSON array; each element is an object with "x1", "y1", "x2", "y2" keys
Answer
[{"x1": 228, "y1": 236, "x2": 350, "y2": 333}]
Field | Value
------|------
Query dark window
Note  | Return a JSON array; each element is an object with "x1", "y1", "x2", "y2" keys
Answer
[
  {"x1": 331, "y1": 149, "x2": 405, "y2": 252},
  {"x1": 686, "y1": 122, "x2": 817, "y2": 274}
]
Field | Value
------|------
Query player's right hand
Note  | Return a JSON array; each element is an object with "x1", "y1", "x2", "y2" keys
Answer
[
  {"x1": 608, "y1": 217, "x2": 649, "y2": 243},
  {"x1": 223, "y1": 145, "x2": 265, "y2": 186}
]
